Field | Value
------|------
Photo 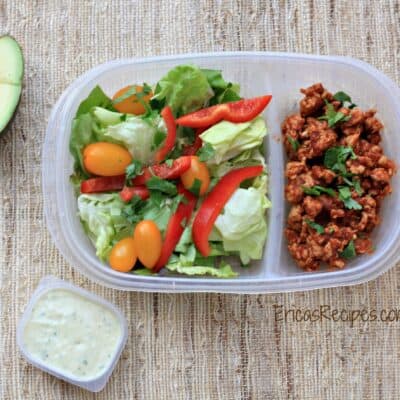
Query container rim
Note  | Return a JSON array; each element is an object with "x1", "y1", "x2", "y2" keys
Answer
[{"x1": 42, "y1": 51, "x2": 400, "y2": 293}]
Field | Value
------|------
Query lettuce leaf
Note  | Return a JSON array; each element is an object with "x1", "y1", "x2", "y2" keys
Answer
[
  {"x1": 200, "y1": 117, "x2": 267, "y2": 164},
  {"x1": 77, "y1": 193, "x2": 132, "y2": 261},
  {"x1": 76, "y1": 86, "x2": 115, "y2": 117},
  {"x1": 151, "y1": 65, "x2": 214, "y2": 116},
  {"x1": 165, "y1": 244, "x2": 237, "y2": 278},
  {"x1": 214, "y1": 184, "x2": 270, "y2": 265},
  {"x1": 166, "y1": 261, "x2": 237, "y2": 278}
]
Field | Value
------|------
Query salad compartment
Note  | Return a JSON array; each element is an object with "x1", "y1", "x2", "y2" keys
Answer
[{"x1": 43, "y1": 52, "x2": 400, "y2": 292}]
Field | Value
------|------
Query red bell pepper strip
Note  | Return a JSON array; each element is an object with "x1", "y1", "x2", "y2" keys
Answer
[
  {"x1": 155, "y1": 106, "x2": 177, "y2": 162},
  {"x1": 176, "y1": 95, "x2": 272, "y2": 128},
  {"x1": 120, "y1": 186, "x2": 150, "y2": 202},
  {"x1": 192, "y1": 166, "x2": 263, "y2": 256},
  {"x1": 132, "y1": 156, "x2": 192, "y2": 186},
  {"x1": 153, "y1": 185, "x2": 197, "y2": 272},
  {"x1": 81, "y1": 175, "x2": 125, "y2": 193},
  {"x1": 182, "y1": 128, "x2": 205, "y2": 156}
]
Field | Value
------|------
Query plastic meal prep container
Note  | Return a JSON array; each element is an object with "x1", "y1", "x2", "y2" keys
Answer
[
  {"x1": 42, "y1": 51, "x2": 400, "y2": 293},
  {"x1": 17, "y1": 276, "x2": 128, "y2": 392}
]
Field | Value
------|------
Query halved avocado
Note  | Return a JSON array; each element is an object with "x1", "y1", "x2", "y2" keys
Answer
[{"x1": 0, "y1": 36, "x2": 24, "y2": 134}]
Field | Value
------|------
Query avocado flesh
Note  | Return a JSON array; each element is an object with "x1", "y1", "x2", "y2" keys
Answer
[{"x1": 0, "y1": 36, "x2": 24, "y2": 133}]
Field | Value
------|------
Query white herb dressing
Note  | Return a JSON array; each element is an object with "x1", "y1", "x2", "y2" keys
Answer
[{"x1": 23, "y1": 289, "x2": 122, "y2": 380}]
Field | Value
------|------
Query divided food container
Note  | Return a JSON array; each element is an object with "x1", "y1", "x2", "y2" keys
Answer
[{"x1": 42, "y1": 52, "x2": 400, "y2": 293}]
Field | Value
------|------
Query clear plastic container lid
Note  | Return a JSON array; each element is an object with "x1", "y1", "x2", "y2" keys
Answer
[
  {"x1": 17, "y1": 276, "x2": 128, "y2": 392},
  {"x1": 42, "y1": 52, "x2": 400, "y2": 293}
]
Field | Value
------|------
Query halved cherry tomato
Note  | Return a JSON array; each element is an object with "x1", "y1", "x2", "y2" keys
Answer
[
  {"x1": 176, "y1": 95, "x2": 272, "y2": 128},
  {"x1": 155, "y1": 106, "x2": 176, "y2": 162},
  {"x1": 112, "y1": 85, "x2": 153, "y2": 115},
  {"x1": 192, "y1": 166, "x2": 263, "y2": 256},
  {"x1": 132, "y1": 156, "x2": 192, "y2": 186},
  {"x1": 83, "y1": 142, "x2": 132, "y2": 177},
  {"x1": 109, "y1": 237, "x2": 137, "y2": 272},
  {"x1": 120, "y1": 186, "x2": 150, "y2": 202},
  {"x1": 81, "y1": 175, "x2": 125, "y2": 193},
  {"x1": 154, "y1": 185, "x2": 197, "y2": 272},
  {"x1": 182, "y1": 128, "x2": 205, "y2": 156},
  {"x1": 180, "y1": 156, "x2": 210, "y2": 196},
  {"x1": 133, "y1": 220, "x2": 162, "y2": 269}
]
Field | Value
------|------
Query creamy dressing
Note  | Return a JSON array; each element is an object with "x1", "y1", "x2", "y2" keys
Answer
[{"x1": 23, "y1": 289, "x2": 122, "y2": 380}]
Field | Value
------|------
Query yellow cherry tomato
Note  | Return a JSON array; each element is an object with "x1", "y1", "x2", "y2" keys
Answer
[
  {"x1": 133, "y1": 220, "x2": 162, "y2": 269},
  {"x1": 112, "y1": 85, "x2": 153, "y2": 115},
  {"x1": 83, "y1": 142, "x2": 132, "y2": 176},
  {"x1": 180, "y1": 156, "x2": 210, "y2": 196},
  {"x1": 109, "y1": 237, "x2": 137, "y2": 272}
]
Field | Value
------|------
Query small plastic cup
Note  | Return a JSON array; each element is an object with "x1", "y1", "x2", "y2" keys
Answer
[{"x1": 17, "y1": 276, "x2": 128, "y2": 392}]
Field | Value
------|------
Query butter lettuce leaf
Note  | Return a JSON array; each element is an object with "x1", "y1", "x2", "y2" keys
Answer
[
  {"x1": 151, "y1": 65, "x2": 214, "y2": 116},
  {"x1": 214, "y1": 184, "x2": 270, "y2": 265},
  {"x1": 166, "y1": 261, "x2": 237, "y2": 278},
  {"x1": 77, "y1": 193, "x2": 132, "y2": 261},
  {"x1": 200, "y1": 117, "x2": 267, "y2": 164}
]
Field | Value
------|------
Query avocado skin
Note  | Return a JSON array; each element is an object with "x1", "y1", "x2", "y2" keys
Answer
[{"x1": 0, "y1": 36, "x2": 24, "y2": 135}]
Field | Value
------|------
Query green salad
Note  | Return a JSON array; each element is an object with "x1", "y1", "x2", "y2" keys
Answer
[{"x1": 69, "y1": 64, "x2": 272, "y2": 277}]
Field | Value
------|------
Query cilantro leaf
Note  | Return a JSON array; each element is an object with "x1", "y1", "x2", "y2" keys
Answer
[
  {"x1": 125, "y1": 160, "x2": 143, "y2": 183},
  {"x1": 324, "y1": 146, "x2": 356, "y2": 175},
  {"x1": 305, "y1": 219, "x2": 325, "y2": 234},
  {"x1": 197, "y1": 143, "x2": 215, "y2": 162},
  {"x1": 353, "y1": 179, "x2": 363, "y2": 196},
  {"x1": 189, "y1": 178, "x2": 202, "y2": 196},
  {"x1": 318, "y1": 101, "x2": 351, "y2": 127},
  {"x1": 302, "y1": 185, "x2": 336, "y2": 197},
  {"x1": 338, "y1": 186, "x2": 362, "y2": 210},
  {"x1": 152, "y1": 130, "x2": 166, "y2": 150},
  {"x1": 287, "y1": 136, "x2": 300, "y2": 151},
  {"x1": 112, "y1": 83, "x2": 153, "y2": 114},
  {"x1": 340, "y1": 240, "x2": 356, "y2": 259},
  {"x1": 146, "y1": 176, "x2": 177, "y2": 195},
  {"x1": 333, "y1": 91, "x2": 357, "y2": 109},
  {"x1": 165, "y1": 159, "x2": 174, "y2": 167}
]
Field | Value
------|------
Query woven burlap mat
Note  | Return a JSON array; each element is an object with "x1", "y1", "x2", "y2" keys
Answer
[{"x1": 1, "y1": 1, "x2": 400, "y2": 399}]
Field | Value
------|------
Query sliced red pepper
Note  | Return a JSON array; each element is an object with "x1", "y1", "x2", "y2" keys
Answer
[
  {"x1": 176, "y1": 95, "x2": 272, "y2": 128},
  {"x1": 120, "y1": 186, "x2": 150, "y2": 202},
  {"x1": 182, "y1": 128, "x2": 205, "y2": 156},
  {"x1": 132, "y1": 156, "x2": 191, "y2": 185},
  {"x1": 153, "y1": 185, "x2": 197, "y2": 272},
  {"x1": 155, "y1": 106, "x2": 177, "y2": 162},
  {"x1": 192, "y1": 166, "x2": 263, "y2": 256},
  {"x1": 81, "y1": 175, "x2": 125, "y2": 193}
]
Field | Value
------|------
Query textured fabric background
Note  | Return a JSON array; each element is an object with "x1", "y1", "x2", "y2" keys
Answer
[{"x1": 1, "y1": 0, "x2": 400, "y2": 399}]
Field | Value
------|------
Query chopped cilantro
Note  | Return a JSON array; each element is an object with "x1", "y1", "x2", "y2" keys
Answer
[
  {"x1": 287, "y1": 136, "x2": 300, "y2": 151},
  {"x1": 324, "y1": 146, "x2": 356, "y2": 175},
  {"x1": 152, "y1": 130, "x2": 166, "y2": 150},
  {"x1": 125, "y1": 160, "x2": 143, "y2": 184},
  {"x1": 338, "y1": 186, "x2": 362, "y2": 210},
  {"x1": 318, "y1": 101, "x2": 351, "y2": 127},
  {"x1": 353, "y1": 179, "x2": 363, "y2": 196},
  {"x1": 197, "y1": 143, "x2": 215, "y2": 162},
  {"x1": 340, "y1": 240, "x2": 356, "y2": 259},
  {"x1": 165, "y1": 159, "x2": 174, "y2": 167},
  {"x1": 189, "y1": 178, "x2": 202, "y2": 197},
  {"x1": 146, "y1": 176, "x2": 177, "y2": 195},
  {"x1": 333, "y1": 91, "x2": 357, "y2": 109},
  {"x1": 305, "y1": 219, "x2": 325, "y2": 234},
  {"x1": 179, "y1": 126, "x2": 196, "y2": 145},
  {"x1": 302, "y1": 185, "x2": 336, "y2": 197},
  {"x1": 112, "y1": 83, "x2": 153, "y2": 114}
]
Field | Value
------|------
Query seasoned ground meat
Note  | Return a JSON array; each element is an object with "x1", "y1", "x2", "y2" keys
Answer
[{"x1": 282, "y1": 83, "x2": 396, "y2": 271}]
